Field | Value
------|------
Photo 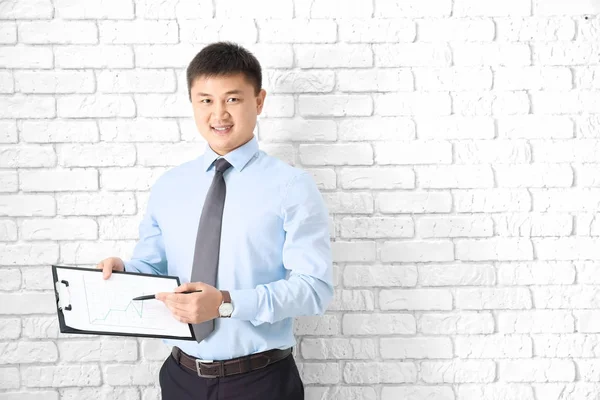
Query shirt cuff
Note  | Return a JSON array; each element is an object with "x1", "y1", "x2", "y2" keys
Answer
[{"x1": 229, "y1": 288, "x2": 258, "y2": 321}]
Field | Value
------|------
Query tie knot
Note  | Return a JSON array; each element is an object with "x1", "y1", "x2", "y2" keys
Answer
[{"x1": 214, "y1": 158, "x2": 232, "y2": 173}]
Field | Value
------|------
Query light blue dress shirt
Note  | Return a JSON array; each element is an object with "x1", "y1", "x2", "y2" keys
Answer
[{"x1": 123, "y1": 136, "x2": 334, "y2": 360}]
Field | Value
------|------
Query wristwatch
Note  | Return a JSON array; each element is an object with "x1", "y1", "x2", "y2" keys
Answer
[{"x1": 218, "y1": 290, "x2": 233, "y2": 318}]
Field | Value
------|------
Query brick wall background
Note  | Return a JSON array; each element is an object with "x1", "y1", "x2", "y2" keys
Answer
[{"x1": 1, "y1": 0, "x2": 600, "y2": 399}]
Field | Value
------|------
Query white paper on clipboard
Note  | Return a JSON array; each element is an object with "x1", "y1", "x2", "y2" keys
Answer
[{"x1": 54, "y1": 266, "x2": 193, "y2": 339}]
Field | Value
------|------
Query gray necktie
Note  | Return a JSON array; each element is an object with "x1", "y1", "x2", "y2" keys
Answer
[{"x1": 190, "y1": 157, "x2": 232, "y2": 342}]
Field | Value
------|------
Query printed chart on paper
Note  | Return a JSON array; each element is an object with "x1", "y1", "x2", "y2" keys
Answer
[{"x1": 55, "y1": 266, "x2": 192, "y2": 337}]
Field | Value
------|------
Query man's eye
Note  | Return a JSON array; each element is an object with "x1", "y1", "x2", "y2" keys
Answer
[
  {"x1": 200, "y1": 99, "x2": 211, "y2": 104},
  {"x1": 227, "y1": 98, "x2": 239, "y2": 103}
]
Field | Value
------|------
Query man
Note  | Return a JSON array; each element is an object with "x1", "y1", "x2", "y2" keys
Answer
[{"x1": 96, "y1": 42, "x2": 333, "y2": 399}]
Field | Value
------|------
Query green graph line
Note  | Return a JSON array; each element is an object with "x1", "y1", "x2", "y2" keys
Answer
[
  {"x1": 83, "y1": 278, "x2": 145, "y2": 323},
  {"x1": 91, "y1": 300, "x2": 144, "y2": 322}
]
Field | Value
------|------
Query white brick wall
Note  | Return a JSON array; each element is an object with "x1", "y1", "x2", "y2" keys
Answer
[{"x1": 1, "y1": 0, "x2": 599, "y2": 398}]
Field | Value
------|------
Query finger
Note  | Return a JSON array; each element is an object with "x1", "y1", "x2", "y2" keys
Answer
[
  {"x1": 175, "y1": 314, "x2": 192, "y2": 324},
  {"x1": 162, "y1": 293, "x2": 193, "y2": 305},
  {"x1": 155, "y1": 292, "x2": 167, "y2": 301},
  {"x1": 95, "y1": 262, "x2": 105, "y2": 278},
  {"x1": 102, "y1": 262, "x2": 113, "y2": 280},
  {"x1": 165, "y1": 303, "x2": 193, "y2": 322},
  {"x1": 164, "y1": 303, "x2": 181, "y2": 317},
  {"x1": 163, "y1": 297, "x2": 209, "y2": 320},
  {"x1": 164, "y1": 297, "x2": 190, "y2": 310},
  {"x1": 97, "y1": 261, "x2": 109, "y2": 279},
  {"x1": 158, "y1": 295, "x2": 192, "y2": 315},
  {"x1": 173, "y1": 309, "x2": 200, "y2": 324}
]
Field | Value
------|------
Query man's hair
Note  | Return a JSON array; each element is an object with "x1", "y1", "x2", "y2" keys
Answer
[{"x1": 186, "y1": 42, "x2": 262, "y2": 100}]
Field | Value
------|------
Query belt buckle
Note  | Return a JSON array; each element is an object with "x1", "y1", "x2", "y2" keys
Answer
[{"x1": 195, "y1": 359, "x2": 223, "y2": 378}]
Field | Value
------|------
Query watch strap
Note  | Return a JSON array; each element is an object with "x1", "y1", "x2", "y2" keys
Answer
[
  {"x1": 219, "y1": 290, "x2": 232, "y2": 318},
  {"x1": 221, "y1": 290, "x2": 231, "y2": 304}
]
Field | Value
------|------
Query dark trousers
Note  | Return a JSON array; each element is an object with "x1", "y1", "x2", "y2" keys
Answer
[{"x1": 159, "y1": 352, "x2": 304, "y2": 400}]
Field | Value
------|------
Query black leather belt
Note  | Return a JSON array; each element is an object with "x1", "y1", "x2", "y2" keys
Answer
[{"x1": 171, "y1": 346, "x2": 293, "y2": 378}]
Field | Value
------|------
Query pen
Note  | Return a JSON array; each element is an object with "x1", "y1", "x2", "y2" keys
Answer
[{"x1": 132, "y1": 289, "x2": 203, "y2": 301}]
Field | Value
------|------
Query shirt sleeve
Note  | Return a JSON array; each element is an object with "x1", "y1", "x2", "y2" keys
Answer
[
  {"x1": 122, "y1": 185, "x2": 168, "y2": 276},
  {"x1": 229, "y1": 172, "x2": 334, "y2": 325}
]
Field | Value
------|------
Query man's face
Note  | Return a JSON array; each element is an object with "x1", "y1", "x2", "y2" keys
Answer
[{"x1": 190, "y1": 73, "x2": 266, "y2": 156}]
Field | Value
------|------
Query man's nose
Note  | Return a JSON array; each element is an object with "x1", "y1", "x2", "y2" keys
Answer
[{"x1": 213, "y1": 102, "x2": 230, "y2": 119}]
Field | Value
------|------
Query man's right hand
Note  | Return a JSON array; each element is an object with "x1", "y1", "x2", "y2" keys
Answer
[{"x1": 96, "y1": 257, "x2": 125, "y2": 280}]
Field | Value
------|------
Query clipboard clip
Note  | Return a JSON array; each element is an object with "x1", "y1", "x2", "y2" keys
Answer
[{"x1": 55, "y1": 279, "x2": 72, "y2": 311}]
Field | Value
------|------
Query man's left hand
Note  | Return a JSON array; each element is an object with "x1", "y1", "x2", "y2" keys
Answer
[{"x1": 156, "y1": 282, "x2": 223, "y2": 324}]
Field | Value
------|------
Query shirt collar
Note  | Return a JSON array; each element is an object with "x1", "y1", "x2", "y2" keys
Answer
[{"x1": 202, "y1": 136, "x2": 259, "y2": 172}]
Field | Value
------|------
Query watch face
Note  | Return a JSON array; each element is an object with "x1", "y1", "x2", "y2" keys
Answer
[{"x1": 219, "y1": 302, "x2": 234, "y2": 317}]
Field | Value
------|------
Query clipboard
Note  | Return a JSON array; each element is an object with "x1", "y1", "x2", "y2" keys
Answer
[{"x1": 52, "y1": 265, "x2": 196, "y2": 341}]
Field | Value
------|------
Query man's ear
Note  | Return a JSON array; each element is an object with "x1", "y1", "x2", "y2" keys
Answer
[{"x1": 256, "y1": 89, "x2": 267, "y2": 114}]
